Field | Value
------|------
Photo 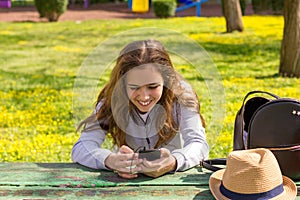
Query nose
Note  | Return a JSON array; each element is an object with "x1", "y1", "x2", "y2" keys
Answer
[{"x1": 138, "y1": 87, "x2": 150, "y2": 100}]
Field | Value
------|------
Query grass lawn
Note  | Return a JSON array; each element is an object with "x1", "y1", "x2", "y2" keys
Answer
[{"x1": 0, "y1": 15, "x2": 299, "y2": 162}]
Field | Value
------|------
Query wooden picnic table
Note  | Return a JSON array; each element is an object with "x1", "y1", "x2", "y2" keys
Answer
[{"x1": 0, "y1": 163, "x2": 299, "y2": 199}]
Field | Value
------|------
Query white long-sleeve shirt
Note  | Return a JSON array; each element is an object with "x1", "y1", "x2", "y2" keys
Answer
[{"x1": 71, "y1": 102, "x2": 209, "y2": 172}]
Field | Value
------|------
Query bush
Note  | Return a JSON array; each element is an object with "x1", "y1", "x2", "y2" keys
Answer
[
  {"x1": 34, "y1": 0, "x2": 68, "y2": 22},
  {"x1": 152, "y1": 0, "x2": 177, "y2": 18},
  {"x1": 251, "y1": 0, "x2": 283, "y2": 15},
  {"x1": 271, "y1": 0, "x2": 284, "y2": 15},
  {"x1": 251, "y1": 0, "x2": 271, "y2": 14}
]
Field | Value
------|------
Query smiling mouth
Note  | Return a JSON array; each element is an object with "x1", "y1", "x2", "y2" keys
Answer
[{"x1": 138, "y1": 100, "x2": 152, "y2": 106}]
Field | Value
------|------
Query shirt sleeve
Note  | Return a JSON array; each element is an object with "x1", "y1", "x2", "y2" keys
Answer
[
  {"x1": 71, "y1": 104, "x2": 112, "y2": 170},
  {"x1": 171, "y1": 105, "x2": 209, "y2": 171}
]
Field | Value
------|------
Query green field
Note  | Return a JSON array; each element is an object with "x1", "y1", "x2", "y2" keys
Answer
[{"x1": 0, "y1": 15, "x2": 299, "y2": 162}]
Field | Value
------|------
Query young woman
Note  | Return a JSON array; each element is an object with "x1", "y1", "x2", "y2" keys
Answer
[{"x1": 72, "y1": 39, "x2": 209, "y2": 179}]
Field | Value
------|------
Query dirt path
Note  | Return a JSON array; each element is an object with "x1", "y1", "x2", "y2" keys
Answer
[{"x1": 0, "y1": 2, "x2": 255, "y2": 22}]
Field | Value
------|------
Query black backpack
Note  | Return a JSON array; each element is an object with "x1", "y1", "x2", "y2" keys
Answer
[{"x1": 202, "y1": 91, "x2": 300, "y2": 180}]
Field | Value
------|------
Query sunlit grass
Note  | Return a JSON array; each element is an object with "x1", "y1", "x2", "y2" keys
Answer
[{"x1": 0, "y1": 15, "x2": 299, "y2": 161}]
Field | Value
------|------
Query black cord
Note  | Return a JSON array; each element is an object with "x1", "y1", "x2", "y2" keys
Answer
[{"x1": 146, "y1": 137, "x2": 151, "y2": 149}]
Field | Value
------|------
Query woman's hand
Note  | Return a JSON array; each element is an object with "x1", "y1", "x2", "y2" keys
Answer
[
  {"x1": 104, "y1": 145, "x2": 143, "y2": 179},
  {"x1": 139, "y1": 148, "x2": 177, "y2": 178}
]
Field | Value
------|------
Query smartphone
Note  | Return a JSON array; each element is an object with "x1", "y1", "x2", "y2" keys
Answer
[{"x1": 138, "y1": 149, "x2": 161, "y2": 161}]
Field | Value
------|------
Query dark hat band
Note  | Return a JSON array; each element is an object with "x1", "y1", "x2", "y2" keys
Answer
[{"x1": 220, "y1": 182, "x2": 284, "y2": 200}]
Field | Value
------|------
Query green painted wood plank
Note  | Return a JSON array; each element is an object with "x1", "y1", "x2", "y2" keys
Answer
[
  {"x1": 0, "y1": 163, "x2": 211, "y2": 188},
  {"x1": 0, "y1": 163, "x2": 300, "y2": 199},
  {"x1": 0, "y1": 185, "x2": 214, "y2": 200}
]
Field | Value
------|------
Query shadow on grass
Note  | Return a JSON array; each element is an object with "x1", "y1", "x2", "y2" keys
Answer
[
  {"x1": 202, "y1": 41, "x2": 280, "y2": 57},
  {"x1": 0, "y1": 68, "x2": 98, "y2": 92},
  {"x1": 255, "y1": 73, "x2": 280, "y2": 79}
]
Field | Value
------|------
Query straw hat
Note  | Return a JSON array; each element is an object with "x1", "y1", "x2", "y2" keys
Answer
[{"x1": 209, "y1": 148, "x2": 297, "y2": 200}]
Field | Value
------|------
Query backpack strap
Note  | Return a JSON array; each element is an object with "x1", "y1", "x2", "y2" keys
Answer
[{"x1": 242, "y1": 90, "x2": 279, "y2": 106}]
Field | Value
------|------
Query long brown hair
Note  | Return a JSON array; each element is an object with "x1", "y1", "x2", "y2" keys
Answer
[{"x1": 79, "y1": 40, "x2": 204, "y2": 148}]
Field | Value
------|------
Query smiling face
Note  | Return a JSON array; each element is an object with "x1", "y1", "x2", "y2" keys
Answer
[{"x1": 126, "y1": 65, "x2": 164, "y2": 113}]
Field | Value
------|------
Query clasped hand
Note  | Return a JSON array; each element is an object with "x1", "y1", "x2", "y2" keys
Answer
[{"x1": 104, "y1": 145, "x2": 177, "y2": 179}]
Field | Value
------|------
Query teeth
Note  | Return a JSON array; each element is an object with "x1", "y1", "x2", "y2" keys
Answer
[{"x1": 139, "y1": 101, "x2": 150, "y2": 106}]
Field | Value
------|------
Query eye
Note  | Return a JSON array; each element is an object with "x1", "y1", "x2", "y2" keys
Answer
[
  {"x1": 148, "y1": 84, "x2": 161, "y2": 89},
  {"x1": 129, "y1": 86, "x2": 139, "y2": 91},
  {"x1": 148, "y1": 86, "x2": 158, "y2": 89}
]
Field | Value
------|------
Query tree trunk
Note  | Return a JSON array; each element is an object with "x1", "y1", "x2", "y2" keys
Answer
[
  {"x1": 223, "y1": 0, "x2": 244, "y2": 33},
  {"x1": 279, "y1": 0, "x2": 300, "y2": 77}
]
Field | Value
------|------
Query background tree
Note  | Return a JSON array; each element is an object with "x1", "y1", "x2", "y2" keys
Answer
[
  {"x1": 279, "y1": 0, "x2": 300, "y2": 77},
  {"x1": 222, "y1": 0, "x2": 244, "y2": 32}
]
